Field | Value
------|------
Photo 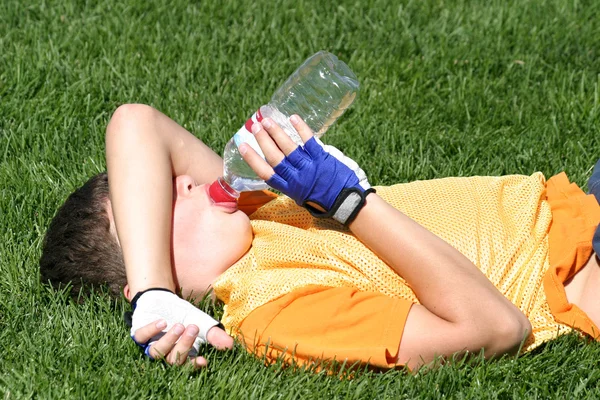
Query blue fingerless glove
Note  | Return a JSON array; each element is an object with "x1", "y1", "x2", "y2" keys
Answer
[{"x1": 266, "y1": 137, "x2": 375, "y2": 225}]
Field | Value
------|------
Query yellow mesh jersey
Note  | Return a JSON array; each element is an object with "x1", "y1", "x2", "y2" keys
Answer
[{"x1": 213, "y1": 172, "x2": 566, "y2": 351}]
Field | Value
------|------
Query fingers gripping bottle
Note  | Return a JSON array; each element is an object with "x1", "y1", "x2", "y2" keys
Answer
[{"x1": 208, "y1": 51, "x2": 360, "y2": 203}]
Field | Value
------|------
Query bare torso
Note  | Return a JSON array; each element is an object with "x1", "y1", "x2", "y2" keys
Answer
[{"x1": 564, "y1": 251, "x2": 600, "y2": 330}]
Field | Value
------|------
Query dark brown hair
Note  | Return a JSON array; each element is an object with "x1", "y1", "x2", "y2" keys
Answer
[{"x1": 40, "y1": 172, "x2": 126, "y2": 299}]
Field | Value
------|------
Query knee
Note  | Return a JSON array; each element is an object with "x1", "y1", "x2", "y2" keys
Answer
[{"x1": 589, "y1": 159, "x2": 600, "y2": 202}]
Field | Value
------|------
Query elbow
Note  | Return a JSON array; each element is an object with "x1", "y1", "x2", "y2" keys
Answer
[
  {"x1": 486, "y1": 312, "x2": 532, "y2": 357},
  {"x1": 106, "y1": 104, "x2": 158, "y2": 146}
]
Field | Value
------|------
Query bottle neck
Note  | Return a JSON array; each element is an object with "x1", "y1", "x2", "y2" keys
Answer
[{"x1": 208, "y1": 177, "x2": 240, "y2": 203}]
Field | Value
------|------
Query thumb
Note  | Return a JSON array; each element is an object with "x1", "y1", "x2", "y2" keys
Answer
[{"x1": 206, "y1": 326, "x2": 234, "y2": 350}]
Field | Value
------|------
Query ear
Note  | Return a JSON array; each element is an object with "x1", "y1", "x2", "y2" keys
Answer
[
  {"x1": 174, "y1": 175, "x2": 195, "y2": 198},
  {"x1": 105, "y1": 199, "x2": 121, "y2": 247},
  {"x1": 123, "y1": 284, "x2": 132, "y2": 302}
]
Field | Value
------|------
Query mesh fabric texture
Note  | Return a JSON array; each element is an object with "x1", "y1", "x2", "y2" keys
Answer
[{"x1": 213, "y1": 173, "x2": 570, "y2": 351}]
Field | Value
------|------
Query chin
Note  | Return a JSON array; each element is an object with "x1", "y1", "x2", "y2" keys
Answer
[
  {"x1": 226, "y1": 231, "x2": 252, "y2": 268},
  {"x1": 235, "y1": 214, "x2": 253, "y2": 248},
  {"x1": 211, "y1": 222, "x2": 252, "y2": 275}
]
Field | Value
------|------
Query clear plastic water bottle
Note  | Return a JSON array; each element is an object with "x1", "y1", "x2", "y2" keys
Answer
[{"x1": 209, "y1": 51, "x2": 359, "y2": 203}]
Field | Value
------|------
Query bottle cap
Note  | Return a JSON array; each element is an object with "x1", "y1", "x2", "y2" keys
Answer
[{"x1": 209, "y1": 177, "x2": 239, "y2": 203}]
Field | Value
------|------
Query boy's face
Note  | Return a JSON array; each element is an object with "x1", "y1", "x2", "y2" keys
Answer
[
  {"x1": 111, "y1": 174, "x2": 253, "y2": 300},
  {"x1": 170, "y1": 175, "x2": 253, "y2": 299}
]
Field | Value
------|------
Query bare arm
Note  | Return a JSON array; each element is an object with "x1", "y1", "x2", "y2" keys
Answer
[
  {"x1": 349, "y1": 193, "x2": 531, "y2": 369},
  {"x1": 105, "y1": 104, "x2": 223, "y2": 295}
]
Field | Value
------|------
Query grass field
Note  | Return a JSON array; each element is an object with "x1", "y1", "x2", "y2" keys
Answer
[{"x1": 2, "y1": 0, "x2": 600, "y2": 398}]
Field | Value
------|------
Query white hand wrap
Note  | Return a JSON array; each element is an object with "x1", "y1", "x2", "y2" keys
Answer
[{"x1": 130, "y1": 289, "x2": 220, "y2": 354}]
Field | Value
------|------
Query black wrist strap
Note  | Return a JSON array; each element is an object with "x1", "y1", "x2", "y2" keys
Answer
[
  {"x1": 131, "y1": 288, "x2": 175, "y2": 310},
  {"x1": 304, "y1": 187, "x2": 376, "y2": 226}
]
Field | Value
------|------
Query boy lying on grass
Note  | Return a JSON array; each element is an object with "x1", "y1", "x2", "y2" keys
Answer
[{"x1": 40, "y1": 104, "x2": 600, "y2": 371}]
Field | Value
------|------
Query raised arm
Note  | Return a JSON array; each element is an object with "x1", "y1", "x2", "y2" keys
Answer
[
  {"x1": 106, "y1": 104, "x2": 223, "y2": 294},
  {"x1": 105, "y1": 104, "x2": 232, "y2": 365},
  {"x1": 242, "y1": 115, "x2": 531, "y2": 370}
]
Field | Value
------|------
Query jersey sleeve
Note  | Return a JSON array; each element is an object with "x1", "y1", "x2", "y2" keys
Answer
[{"x1": 236, "y1": 285, "x2": 413, "y2": 370}]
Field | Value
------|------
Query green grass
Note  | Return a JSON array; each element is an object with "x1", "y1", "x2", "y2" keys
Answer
[{"x1": 1, "y1": 0, "x2": 600, "y2": 397}]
